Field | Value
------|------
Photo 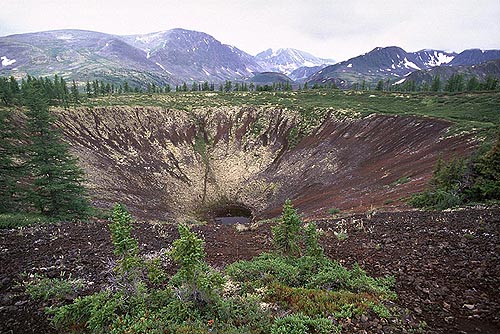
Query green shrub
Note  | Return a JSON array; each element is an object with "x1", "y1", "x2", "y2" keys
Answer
[
  {"x1": 304, "y1": 222, "x2": 324, "y2": 258},
  {"x1": 108, "y1": 204, "x2": 145, "y2": 296},
  {"x1": 410, "y1": 131, "x2": 500, "y2": 209},
  {"x1": 267, "y1": 283, "x2": 393, "y2": 321},
  {"x1": 170, "y1": 223, "x2": 205, "y2": 277},
  {"x1": 41, "y1": 201, "x2": 398, "y2": 334},
  {"x1": 409, "y1": 189, "x2": 463, "y2": 210},
  {"x1": 213, "y1": 295, "x2": 271, "y2": 333},
  {"x1": 334, "y1": 231, "x2": 348, "y2": 241},
  {"x1": 25, "y1": 275, "x2": 84, "y2": 302},
  {"x1": 227, "y1": 252, "x2": 396, "y2": 304},
  {"x1": 390, "y1": 176, "x2": 411, "y2": 186},
  {"x1": 327, "y1": 208, "x2": 341, "y2": 215},
  {"x1": 226, "y1": 253, "x2": 300, "y2": 289},
  {"x1": 409, "y1": 157, "x2": 466, "y2": 210},
  {"x1": 109, "y1": 203, "x2": 138, "y2": 259},
  {"x1": 431, "y1": 157, "x2": 466, "y2": 191},
  {"x1": 370, "y1": 302, "x2": 392, "y2": 318},
  {"x1": 466, "y1": 130, "x2": 500, "y2": 201},
  {"x1": 306, "y1": 262, "x2": 395, "y2": 298},
  {"x1": 271, "y1": 313, "x2": 338, "y2": 334},
  {"x1": 48, "y1": 291, "x2": 121, "y2": 333},
  {"x1": 169, "y1": 223, "x2": 225, "y2": 306},
  {"x1": 144, "y1": 257, "x2": 168, "y2": 286}
]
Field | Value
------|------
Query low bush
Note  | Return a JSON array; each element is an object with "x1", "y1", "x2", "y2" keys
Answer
[
  {"x1": 271, "y1": 313, "x2": 338, "y2": 334},
  {"x1": 328, "y1": 207, "x2": 341, "y2": 215},
  {"x1": 24, "y1": 274, "x2": 84, "y2": 302},
  {"x1": 409, "y1": 189, "x2": 463, "y2": 210}
]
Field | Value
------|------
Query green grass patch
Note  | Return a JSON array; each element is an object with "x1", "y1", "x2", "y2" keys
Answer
[
  {"x1": 387, "y1": 176, "x2": 411, "y2": 188},
  {"x1": 327, "y1": 207, "x2": 341, "y2": 215},
  {"x1": 0, "y1": 213, "x2": 57, "y2": 229}
]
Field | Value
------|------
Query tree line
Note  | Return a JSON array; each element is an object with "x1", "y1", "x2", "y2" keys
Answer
[
  {"x1": 0, "y1": 75, "x2": 302, "y2": 105},
  {"x1": 0, "y1": 76, "x2": 89, "y2": 219},
  {"x1": 2, "y1": 72, "x2": 499, "y2": 103},
  {"x1": 381, "y1": 74, "x2": 498, "y2": 93},
  {"x1": 1, "y1": 72, "x2": 499, "y2": 109}
]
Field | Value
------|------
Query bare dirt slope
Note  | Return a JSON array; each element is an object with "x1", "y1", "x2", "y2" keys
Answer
[{"x1": 1, "y1": 207, "x2": 498, "y2": 333}]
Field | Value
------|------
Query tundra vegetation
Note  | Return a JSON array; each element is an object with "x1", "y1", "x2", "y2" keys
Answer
[{"x1": 26, "y1": 203, "x2": 401, "y2": 334}]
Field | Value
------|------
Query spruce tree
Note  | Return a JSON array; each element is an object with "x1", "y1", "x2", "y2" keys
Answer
[
  {"x1": 272, "y1": 199, "x2": 302, "y2": 257},
  {"x1": 85, "y1": 81, "x2": 92, "y2": 97},
  {"x1": 483, "y1": 75, "x2": 498, "y2": 90},
  {"x1": 467, "y1": 128, "x2": 500, "y2": 200},
  {"x1": 70, "y1": 80, "x2": 79, "y2": 104},
  {"x1": 466, "y1": 77, "x2": 479, "y2": 91},
  {"x1": 0, "y1": 110, "x2": 24, "y2": 212},
  {"x1": 431, "y1": 75, "x2": 441, "y2": 92},
  {"x1": 24, "y1": 80, "x2": 89, "y2": 219}
]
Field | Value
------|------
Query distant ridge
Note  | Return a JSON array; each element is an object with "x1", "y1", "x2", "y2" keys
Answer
[
  {"x1": 399, "y1": 59, "x2": 500, "y2": 86},
  {"x1": 0, "y1": 28, "x2": 499, "y2": 88},
  {"x1": 306, "y1": 46, "x2": 458, "y2": 88},
  {"x1": 0, "y1": 28, "x2": 329, "y2": 86}
]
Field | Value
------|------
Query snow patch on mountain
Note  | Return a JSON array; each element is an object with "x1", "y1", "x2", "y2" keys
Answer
[
  {"x1": 403, "y1": 58, "x2": 421, "y2": 70},
  {"x1": 155, "y1": 62, "x2": 171, "y2": 74},
  {"x1": 256, "y1": 48, "x2": 335, "y2": 75},
  {"x1": 1, "y1": 56, "x2": 16, "y2": 66},
  {"x1": 426, "y1": 51, "x2": 455, "y2": 66},
  {"x1": 134, "y1": 31, "x2": 168, "y2": 45},
  {"x1": 56, "y1": 34, "x2": 74, "y2": 40}
]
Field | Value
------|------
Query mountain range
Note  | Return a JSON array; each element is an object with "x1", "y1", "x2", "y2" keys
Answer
[
  {"x1": 1, "y1": 28, "x2": 499, "y2": 88},
  {"x1": 307, "y1": 47, "x2": 500, "y2": 88}
]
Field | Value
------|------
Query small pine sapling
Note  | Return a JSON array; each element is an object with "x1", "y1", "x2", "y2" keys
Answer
[
  {"x1": 109, "y1": 203, "x2": 143, "y2": 294},
  {"x1": 272, "y1": 199, "x2": 302, "y2": 257},
  {"x1": 170, "y1": 223, "x2": 224, "y2": 305}
]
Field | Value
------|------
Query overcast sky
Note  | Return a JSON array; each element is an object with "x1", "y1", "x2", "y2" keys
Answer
[{"x1": 1, "y1": 0, "x2": 499, "y2": 61}]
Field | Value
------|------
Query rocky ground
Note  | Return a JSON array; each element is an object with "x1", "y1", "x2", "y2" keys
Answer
[{"x1": 1, "y1": 207, "x2": 499, "y2": 333}]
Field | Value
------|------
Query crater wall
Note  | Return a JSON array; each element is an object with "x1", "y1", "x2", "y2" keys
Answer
[{"x1": 55, "y1": 106, "x2": 476, "y2": 220}]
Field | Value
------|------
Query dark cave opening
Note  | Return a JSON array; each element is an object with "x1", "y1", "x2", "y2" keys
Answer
[{"x1": 211, "y1": 204, "x2": 253, "y2": 225}]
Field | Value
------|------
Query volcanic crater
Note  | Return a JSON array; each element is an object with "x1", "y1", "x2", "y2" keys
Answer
[{"x1": 55, "y1": 106, "x2": 475, "y2": 221}]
